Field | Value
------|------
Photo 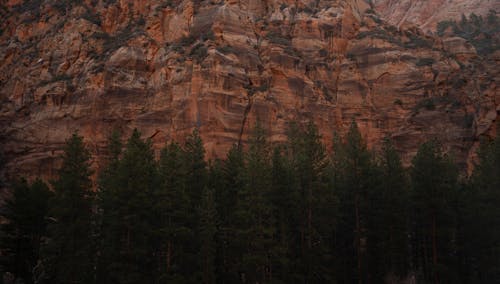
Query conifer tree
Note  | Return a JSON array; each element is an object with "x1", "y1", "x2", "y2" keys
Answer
[
  {"x1": 332, "y1": 121, "x2": 374, "y2": 284},
  {"x1": 463, "y1": 125, "x2": 500, "y2": 283},
  {"x1": 235, "y1": 121, "x2": 276, "y2": 283},
  {"x1": 40, "y1": 132, "x2": 94, "y2": 284},
  {"x1": 410, "y1": 140, "x2": 459, "y2": 284},
  {"x1": 97, "y1": 129, "x2": 158, "y2": 284},
  {"x1": 184, "y1": 128, "x2": 207, "y2": 208},
  {"x1": 366, "y1": 138, "x2": 409, "y2": 282},
  {"x1": 269, "y1": 146, "x2": 297, "y2": 281},
  {"x1": 156, "y1": 142, "x2": 192, "y2": 283},
  {"x1": 95, "y1": 130, "x2": 123, "y2": 283},
  {"x1": 0, "y1": 178, "x2": 52, "y2": 284},
  {"x1": 182, "y1": 129, "x2": 208, "y2": 282},
  {"x1": 199, "y1": 187, "x2": 217, "y2": 284},
  {"x1": 286, "y1": 121, "x2": 335, "y2": 282},
  {"x1": 215, "y1": 144, "x2": 245, "y2": 283}
]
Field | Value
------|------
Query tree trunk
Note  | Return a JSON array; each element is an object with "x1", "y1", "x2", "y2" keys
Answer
[
  {"x1": 167, "y1": 241, "x2": 172, "y2": 273},
  {"x1": 432, "y1": 213, "x2": 439, "y2": 284},
  {"x1": 355, "y1": 194, "x2": 362, "y2": 284}
]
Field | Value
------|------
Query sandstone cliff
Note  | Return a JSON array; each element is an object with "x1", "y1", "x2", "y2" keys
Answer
[
  {"x1": 372, "y1": 0, "x2": 500, "y2": 32},
  {"x1": 0, "y1": 0, "x2": 498, "y2": 181}
]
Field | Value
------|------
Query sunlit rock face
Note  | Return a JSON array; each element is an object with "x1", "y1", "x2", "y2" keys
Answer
[{"x1": 0, "y1": 0, "x2": 498, "y2": 181}]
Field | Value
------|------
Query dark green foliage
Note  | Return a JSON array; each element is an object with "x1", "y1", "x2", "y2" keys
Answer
[
  {"x1": 216, "y1": 45, "x2": 237, "y2": 55},
  {"x1": 190, "y1": 43, "x2": 208, "y2": 63},
  {"x1": 460, "y1": 124, "x2": 500, "y2": 283},
  {"x1": 366, "y1": 139, "x2": 409, "y2": 282},
  {"x1": 97, "y1": 129, "x2": 158, "y2": 284},
  {"x1": 155, "y1": 141, "x2": 193, "y2": 283},
  {"x1": 40, "y1": 132, "x2": 94, "y2": 284},
  {"x1": 6, "y1": 120, "x2": 499, "y2": 284},
  {"x1": 332, "y1": 121, "x2": 376, "y2": 283},
  {"x1": 410, "y1": 140, "x2": 459, "y2": 283},
  {"x1": 437, "y1": 11, "x2": 499, "y2": 55},
  {"x1": 234, "y1": 121, "x2": 277, "y2": 283},
  {"x1": 213, "y1": 145, "x2": 244, "y2": 283},
  {"x1": 286, "y1": 121, "x2": 336, "y2": 282},
  {"x1": 81, "y1": 10, "x2": 101, "y2": 26},
  {"x1": 1, "y1": 179, "x2": 52, "y2": 284},
  {"x1": 403, "y1": 33, "x2": 433, "y2": 49},
  {"x1": 266, "y1": 32, "x2": 291, "y2": 46},
  {"x1": 199, "y1": 187, "x2": 217, "y2": 284},
  {"x1": 201, "y1": 30, "x2": 215, "y2": 41},
  {"x1": 416, "y1": 58, "x2": 435, "y2": 67}
]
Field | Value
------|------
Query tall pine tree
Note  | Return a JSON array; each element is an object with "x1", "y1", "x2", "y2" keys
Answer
[
  {"x1": 97, "y1": 129, "x2": 158, "y2": 284},
  {"x1": 463, "y1": 125, "x2": 500, "y2": 283},
  {"x1": 40, "y1": 132, "x2": 94, "y2": 284},
  {"x1": 366, "y1": 138, "x2": 409, "y2": 282},
  {"x1": 332, "y1": 121, "x2": 374, "y2": 284},
  {"x1": 410, "y1": 140, "x2": 459, "y2": 284},
  {"x1": 235, "y1": 121, "x2": 276, "y2": 283},
  {"x1": 156, "y1": 142, "x2": 192, "y2": 283},
  {"x1": 1, "y1": 179, "x2": 52, "y2": 284}
]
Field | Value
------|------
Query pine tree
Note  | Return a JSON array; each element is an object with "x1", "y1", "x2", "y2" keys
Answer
[
  {"x1": 215, "y1": 144, "x2": 245, "y2": 283},
  {"x1": 182, "y1": 128, "x2": 208, "y2": 282},
  {"x1": 463, "y1": 125, "x2": 500, "y2": 282},
  {"x1": 410, "y1": 140, "x2": 459, "y2": 284},
  {"x1": 366, "y1": 138, "x2": 409, "y2": 282},
  {"x1": 332, "y1": 121, "x2": 374, "y2": 284},
  {"x1": 97, "y1": 129, "x2": 158, "y2": 284},
  {"x1": 184, "y1": 128, "x2": 207, "y2": 208},
  {"x1": 40, "y1": 132, "x2": 94, "y2": 284},
  {"x1": 0, "y1": 179, "x2": 52, "y2": 284},
  {"x1": 269, "y1": 146, "x2": 297, "y2": 282},
  {"x1": 199, "y1": 187, "x2": 217, "y2": 284},
  {"x1": 286, "y1": 121, "x2": 335, "y2": 282},
  {"x1": 156, "y1": 142, "x2": 191, "y2": 283},
  {"x1": 95, "y1": 130, "x2": 123, "y2": 283},
  {"x1": 235, "y1": 121, "x2": 276, "y2": 283}
]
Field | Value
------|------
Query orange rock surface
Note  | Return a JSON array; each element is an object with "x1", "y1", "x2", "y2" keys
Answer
[{"x1": 0, "y1": 0, "x2": 498, "y2": 182}]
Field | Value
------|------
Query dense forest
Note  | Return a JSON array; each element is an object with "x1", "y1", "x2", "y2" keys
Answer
[{"x1": 1, "y1": 120, "x2": 499, "y2": 284}]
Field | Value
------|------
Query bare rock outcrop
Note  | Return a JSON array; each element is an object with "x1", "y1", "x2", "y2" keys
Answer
[{"x1": 0, "y1": 0, "x2": 498, "y2": 182}]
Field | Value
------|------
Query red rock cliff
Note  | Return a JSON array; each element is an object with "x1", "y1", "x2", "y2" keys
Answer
[{"x1": 0, "y1": 0, "x2": 498, "y2": 181}]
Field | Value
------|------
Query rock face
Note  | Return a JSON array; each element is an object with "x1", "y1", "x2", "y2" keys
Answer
[
  {"x1": 0, "y1": 0, "x2": 498, "y2": 181},
  {"x1": 372, "y1": 0, "x2": 500, "y2": 32}
]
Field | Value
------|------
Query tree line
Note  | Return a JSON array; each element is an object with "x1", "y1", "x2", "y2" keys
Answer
[{"x1": 1, "y1": 121, "x2": 499, "y2": 284}]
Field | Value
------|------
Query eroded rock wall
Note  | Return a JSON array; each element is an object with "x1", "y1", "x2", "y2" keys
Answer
[{"x1": 0, "y1": 0, "x2": 498, "y2": 182}]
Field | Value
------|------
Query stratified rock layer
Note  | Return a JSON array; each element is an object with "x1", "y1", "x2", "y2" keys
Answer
[
  {"x1": 0, "y1": 0, "x2": 498, "y2": 181},
  {"x1": 372, "y1": 0, "x2": 500, "y2": 32}
]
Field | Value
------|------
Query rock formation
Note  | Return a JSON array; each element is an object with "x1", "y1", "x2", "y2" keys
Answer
[
  {"x1": 372, "y1": 0, "x2": 500, "y2": 32},
  {"x1": 0, "y1": 0, "x2": 498, "y2": 182}
]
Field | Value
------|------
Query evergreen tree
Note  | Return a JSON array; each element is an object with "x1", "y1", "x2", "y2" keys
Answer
[
  {"x1": 182, "y1": 128, "x2": 208, "y2": 282},
  {"x1": 97, "y1": 129, "x2": 158, "y2": 284},
  {"x1": 95, "y1": 130, "x2": 123, "y2": 283},
  {"x1": 286, "y1": 121, "x2": 335, "y2": 282},
  {"x1": 366, "y1": 138, "x2": 409, "y2": 282},
  {"x1": 199, "y1": 187, "x2": 217, "y2": 284},
  {"x1": 156, "y1": 142, "x2": 192, "y2": 283},
  {"x1": 0, "y1": 179, "x2": 52, "y2": 284},
  {"x1": 215, "y1": 145, "x2": 245, "y2": 283},
  {"x1": 332, "y1": 121, "x2": 374, "y2": 284},
  {"x1": 184, "y1": 128, "x2": 208, "y2": 209},
  {"x1": 410, "y1": 140, "x2": 459, "y2": 284},
  {"x1": 269, "y1": 146, "x2": 297, "y2": 282},
  {"x1": 463, "y1": 125, "x2": 500, "y2": 283},
  {"x1": 235, "y1": 121, "x2": 276, "y2": 283},
  {"x1": 40, "y1": 132, "x2": 94, "y2": 284}
]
